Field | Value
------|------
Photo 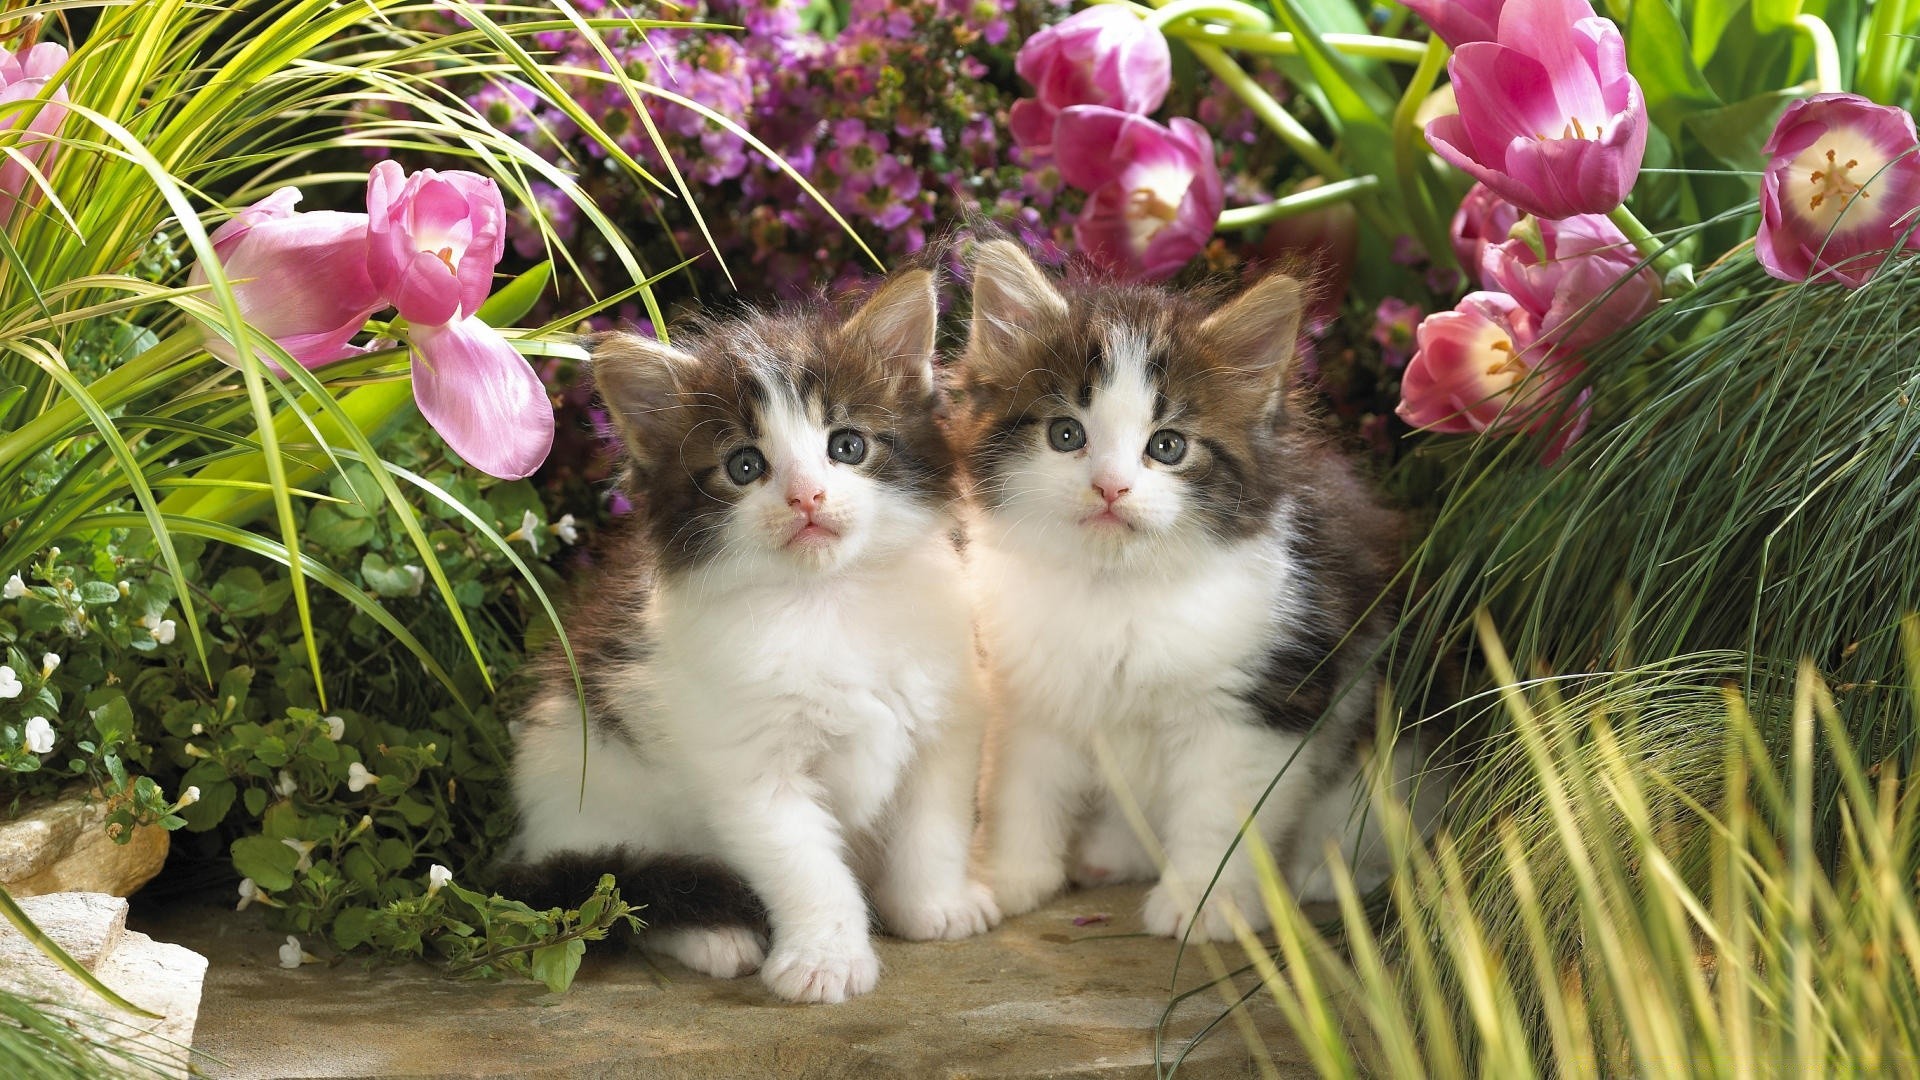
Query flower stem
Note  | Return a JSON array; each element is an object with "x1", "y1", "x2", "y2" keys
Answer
[
  {"x1": 1142, "y1": 0, "x2": 1272, "y2": 32},
  {"x1": 1391, "y1": 35, "x2": 1455, "y2": 268},
  {"x1": 1160, "y1": 25, "x2": 1434, "y2": 64},
  {"x1": 1605, "y1": 203, "x2": 1689, "y2": 286},
  {"x1": 1179, "y1": 37, "x2": 1345, "y2": 181},
  {"x1": 1795, "y1": 14, "x2": 1843, "y2": 94},
  {"x1": 1216, "y1": 175, "x2": 1382, "y2": 231}
]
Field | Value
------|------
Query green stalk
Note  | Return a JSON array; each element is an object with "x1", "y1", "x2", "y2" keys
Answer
[
  {"x1": 1181, "y1": 39, "x2": 1346, "y2": 182},
  {"x1": 1391, "y1": 35, "x2": 1455, "y2": 270},
  {"x1": 1161, "y1": 25, "x2": 1433, "y2": 64},
  {"x1": 1794, "y1": 14, "x2": 1843, "y2": 95},
  {"x1": 1605, "y1": 203, "x2": 1690, "y2": 285},
  {"x1": 1216, "y1": 174, "x2": 1380, "y2": 230},
  {"x1": 1858, "y1": 0, "x2": 1911, "y2": 104},
  {"x1": 0, "y1": 329, "x2": 199, "y2": 476},
  {"x1": 1142, "y1": 0, "x2": 1272, "y2": 32}
]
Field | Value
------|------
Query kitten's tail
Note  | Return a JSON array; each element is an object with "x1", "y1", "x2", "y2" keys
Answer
[{"x1": 488, "y1": 848, "x2": 768, "y2": 932}]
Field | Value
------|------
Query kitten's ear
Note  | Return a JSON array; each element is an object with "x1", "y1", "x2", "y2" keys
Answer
[
  {"x1": 1201, "y1": 273, "x2": 1306, "y2": 392},
  {"x1": 967, "y1": 239, "x2": 1067, "y2": 368},
  {"x1": 842, "y1": 268, "x2": 938, "y2": 388},
  {"x1": 588, "y1": 331, "x2": 700, "y2": 465}
]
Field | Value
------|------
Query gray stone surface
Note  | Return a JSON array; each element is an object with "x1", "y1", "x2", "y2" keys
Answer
[
  {"x1": 134, "y1": 884, "x2": 1318, "y2": 1079},
  {"x1": 0, "y1": 785, "x2": 171, "y2": 897},
  {"x1": 1, "y1": 891, "x2": 209, "y2": 1079}
]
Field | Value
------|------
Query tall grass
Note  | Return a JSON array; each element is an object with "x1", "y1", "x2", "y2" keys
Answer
[{"x1": 1233, "y1": 614, "x2": 1920, "y2": 1078}]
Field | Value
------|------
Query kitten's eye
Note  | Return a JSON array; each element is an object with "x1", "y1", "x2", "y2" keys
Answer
[
  {"x1": 1146, "y1": 429, "x2": 1188, "y2": 465},
  {"x1": 725, "y1": 447, "x2": 767, "y2": 485},
  {"x1": 827, "y1": 429, "x2": 868, "y2": 465},
  {"x1": 1047, "y1": 418, "x2": 1086, "y2": 453}
]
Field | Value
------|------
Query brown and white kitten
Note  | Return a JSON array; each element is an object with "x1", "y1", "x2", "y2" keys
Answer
[
  {"x1": 499, "y1": 271, "x2": 998, "y2": 1004},
  {"x1": 956, "y1": 240, "x2": 1415, "y2": 941}
]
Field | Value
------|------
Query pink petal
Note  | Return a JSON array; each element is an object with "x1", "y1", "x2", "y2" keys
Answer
[
  {"x1": 389, "y1": 248, "x2": 464, "y2": 327},
  {"x1": 1052, "y1": 106, "x2": 1136, "y2": 192},
  {"x1": 409, "y1": 316, "x2": 554, "y2": 480},
  {"x1": 189, "y1": 206, "x2": 384, "y2": 371},
  {"x1": 1008, "y1": 98, "x2": 1057, "y2": 152}
]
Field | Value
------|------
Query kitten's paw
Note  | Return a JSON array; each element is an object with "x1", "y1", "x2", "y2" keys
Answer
[
  {"x1": 760, "y1": 934, "x2": 880, "y2": 1004},
  {"x1": 879, "y1": 880, "x2": 1002, "y2": 941},
  {"x1": 646, "y1": 926, "x2": 767, "y2": 979},
  {"x1": 988, "y1": 861, "x2": 1068, "y2": 918},
  {"x1": 1142, "y1": 879, "x2": 1271, "y2": 943}
]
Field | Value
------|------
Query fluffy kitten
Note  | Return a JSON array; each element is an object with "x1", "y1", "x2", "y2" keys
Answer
[
  {"x1": 955, "y1": 241, "x2": 1412, "y2": 941},
  {"x1": 499, "y1": 270, "x2": 998, "y2": 1004}
]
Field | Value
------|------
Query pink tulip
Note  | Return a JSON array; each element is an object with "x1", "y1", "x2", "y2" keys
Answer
[
  {"x1": 1425, "y1": 0, "x2": 1647, "y2": 219},
  {"x1": 1055, "y1": 107, "x2": 1223, "y2": 282},
  {"x1": 1009, "y1": 6, "x2": 1170, "y2": 155},
  {"x1": 1756, "y1": 93, "x2": 1920, "y2": 289},
  {"x1": 1483, "y1": 213, "x2": 1658, "y2": 350},
  {"x1": 1451, "y1": 183, "x2": 1524, "y2": 286},
  {"x1": 187, "y1": 187, "x2": 386, "y2": 370},
  {"x1": 407, "y1": 315, "x2": 554, "y2": 481},
  {"x1": 0, "y1": 42, "x2": 69, "y2": 221},
  {"x1": 365, "y1": 160, "x2": 507, "y2": 327},
  {"x1": 1397, "y1": 291, "x2": 1588, "y2": 462},
  {"x1": 365, "y1": 162, "x2": 551, "y2": 480},
  {"x1": 1401, "y1": 0, "x2": 1555, "y2": 49}
]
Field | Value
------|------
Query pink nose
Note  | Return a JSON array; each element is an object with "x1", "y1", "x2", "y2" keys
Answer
[
  {"x1": 787, "y1": 484, "x2": 826, "y2": 516},
  {"x1": 1093, "y1": 479, "x2": 1130, "y2": 505}
]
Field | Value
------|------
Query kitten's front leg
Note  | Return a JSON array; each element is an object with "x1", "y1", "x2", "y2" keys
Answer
[
  {"x1": 979, "y1": 716, "x2": 1093, "y2": 917},
  {"x1": 1142, "y1": 717, "x2": 1327, "y2": 943},
  {"x1": 710, "y1": 774, "x2": 878, "y2": 1004},
  {"x1": 873, "y1": 671, "x2": 1000, "y2": 941}
]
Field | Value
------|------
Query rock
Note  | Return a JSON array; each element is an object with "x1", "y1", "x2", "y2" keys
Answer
[
  {"x1": 134, "y1": 884, "x2": 1319, "y2": 1079},
  {"x1": 0, "y1": 892, "x2": 209, "y2": 1079},
  {"x1": 0, "y1": 785, "x2": 170, "y2": 897}
]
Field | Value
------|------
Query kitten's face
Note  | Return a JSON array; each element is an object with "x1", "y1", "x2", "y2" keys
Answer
[
  {"x1": 594, "y1": 271, "x2": 951, "y2": 581},
  {"x1": 955, "y1": 242, "x2": 1306, "y2": 568}
]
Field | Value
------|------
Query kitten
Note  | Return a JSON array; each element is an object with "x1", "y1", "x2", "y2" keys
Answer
[
  {"x1": 955, "y1": 240, "x2": 1413, "y2": 941},
  {"x1": 498, "y1": 270, "x2": 999, "y2": 1004}
]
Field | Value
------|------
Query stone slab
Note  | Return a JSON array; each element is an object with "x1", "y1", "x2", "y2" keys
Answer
[
  {"x1": 1, "y1": 891, "x2": 209, "y2": 1079},
  {"x1": 133, "y1": 884, "x2": 1318, "y2": 1080},
  {"x1": 0, "y1": 786, "x2": 171, "y2": 897}
]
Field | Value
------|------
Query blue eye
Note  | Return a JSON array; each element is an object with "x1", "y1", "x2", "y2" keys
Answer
[
  {"x1": 1146, "y1": 430, "x2": 1187, "y2": 465},
  {"x1": 828, "y1": 429, "x2": 867, "y2": 465},
  {"x1": 1048, "y1": 418, "x2": 1086, "y2": 452},
  {"x1": 726, "y1": 447, "x2": 766, "y2": 485}
]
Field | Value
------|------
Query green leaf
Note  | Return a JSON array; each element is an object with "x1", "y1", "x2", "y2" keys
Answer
[
  {"x1": 1627, "y1": 0, "x2": 1721, "y2": 134},
  {"x1": 1683, "y1": 88, "x2": 1804, "y2": 170},
  {"x1": 243, "y1": 787, "x2": 268, "y2": 817},
  {"x1": 475, "y1": 261, "x2": 554, "y2": 327},
  {"x1": 332, "y1": 906, "x2": 378, "y2": 951},
  {"x1": 361, "y1": 552, "x2": 423, "y2": 599},
  {"x1": 88, "y1": 692, "x2": 134, "y2": 746},
  {"x1": 304, "y1": 504, "x2": 377, "y2": 552},
  {"x1": 76, "y1": 580, "x2": 121, "y2": 605},
  {"x1": 529, "y1": 938, "x2": 586, "y2": 994},
  {"x1": 231, "y1": 834, "x2": 299, "y2": 892},
  {"x1": 176, "y1": 766, "x2": 235, "y2": 832}
]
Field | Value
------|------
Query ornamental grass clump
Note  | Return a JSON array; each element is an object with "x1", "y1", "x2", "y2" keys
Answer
[{"x1": 1219, "y1": 618, "x2": 1920, "y2": 1078}]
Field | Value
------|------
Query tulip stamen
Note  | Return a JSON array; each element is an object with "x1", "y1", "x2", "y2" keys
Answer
[
  {"x1": 1807, "y1": 149, "x2": 1868, "y2": 213},
  {"x1": 434, "y1": 246, "x2": 457, "y2": 273},
  {"x1": 1128, "y1": 187, "x2": 1181, "y2": 223},
  {"x1": 1483, "y1": 338, "x2": 1527, "y2": 377}
]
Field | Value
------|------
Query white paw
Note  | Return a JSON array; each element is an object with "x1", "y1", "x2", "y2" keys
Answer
[
  {"x1": 759, "y1": 934, "x2": 880, "y2": 1004},
  {"x1": 1141, "y1": 878, "x2": 1271, "y2": 943},
  {"x1": 987, "y1": 858, "x2": 1066, "y2": 918},
  {"x1": 646, "y1": 926, "x2": 768, "y2": 979},
  {"x1": 879, "y1": 880, "x2": 1002, "y2": 941}
]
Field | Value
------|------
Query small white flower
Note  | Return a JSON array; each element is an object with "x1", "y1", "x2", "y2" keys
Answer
[
  {"x1": 347, "y1": 761, "x2": 378, "y2": 793},
  {"x1": 40, "y1": 653, "x2": 59, "y2": 678},
  {"x1": 181, "y1": 742, "x2": 210, "y2": 759},
  {"x1": 509, "y1": 509, "x2": 542, "y2": 554},
  {"x1": 282, "y1": 838, "x2": 316, "y2": 873},
  {"x1": 3, "y1": 573, "x2": 25, "y2": 599},
  {"x1": 190, "y1": 722, "x2": 204, "y2": 735},
  {"x1": 236, "y1": 877, "x2": 258, "y2": 911},
  {"x1": 277, "y1": 935, "x2": 308, "y2": 969},
  {"x1": 178, "y1": 785, "x2": 201, "y2": 807},
  {"x1": 0, "y1": 666, "x2": 20, "y2": 699},
  {"x1": 403, "y1": 565, "x2": 425, "y2": 591},
  {"x1": 153, "y1": 618, "x2": 177, "y2": 645},
  {"x1": 427, "y1": 863, "x2": 453, "y2": 897},
  {"x1": 23, "y1": 716, "x2": 55, "y2": 754},
  {"x1": 275, "y1": 770, "x2": 297, "y2": 797},
  {"x1": 551, "y1": 514, "x2": 579, "y2": 545},
  {"x1": 349, "y1": 814, "x2": 373, "y2": 838},
  {"x1": 117, "y1": 580, "x2": 130, "y2": 596},
  {"x1": 323, "y1": 715, "x2": 346, "y2": 741}
]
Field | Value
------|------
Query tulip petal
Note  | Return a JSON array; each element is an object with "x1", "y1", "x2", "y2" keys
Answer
[{"x1": 409, "y1": 316, "x2": 554, "y2": 480}]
